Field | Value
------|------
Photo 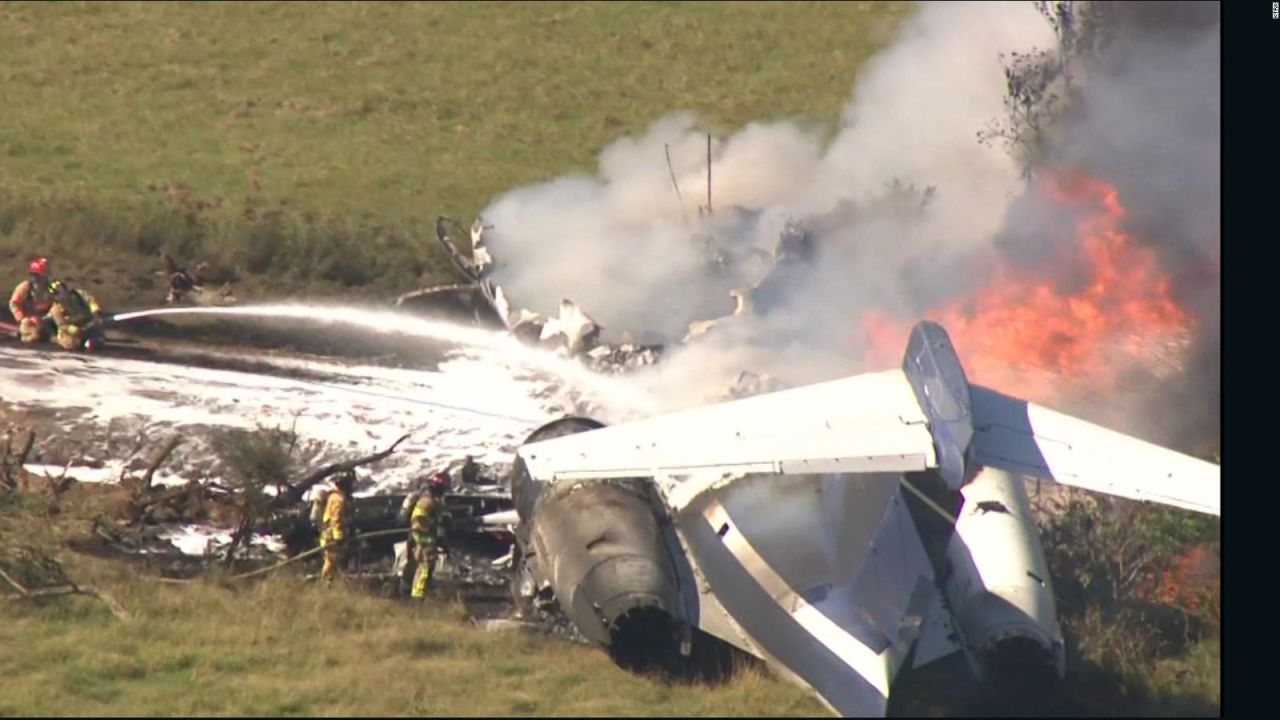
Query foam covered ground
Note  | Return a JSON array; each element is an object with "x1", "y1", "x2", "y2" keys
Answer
[{"x1": 0, "y1": 338, "x2": 587, "y2": 554}]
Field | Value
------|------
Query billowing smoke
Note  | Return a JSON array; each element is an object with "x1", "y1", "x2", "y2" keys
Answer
[
  {"x1": 482, "y1": 2, "x2": 1052, "y2": 397},
  {"x1": 478, "y1": 2, "x2": 1220, "y2": 450}
]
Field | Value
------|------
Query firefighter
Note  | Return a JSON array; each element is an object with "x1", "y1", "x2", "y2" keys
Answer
[
  {"x1": 409, "y1": 471, "x2": 449, "y2": 599},
  {"x1": 459, "y1": 455, "x2": 480, "y2": 485},
  {"x1": 47, "y1": 279, "x2": 105, "y2": 351},
  {"x1": 320, "y1": 469, "x2": 356, "y2": 584},
  {"x1": 8, "y1": 257, "x2": 54, "y2": 344},
  {"x1": 163, "y1": 253, "x2": 197, "y2": 304}
]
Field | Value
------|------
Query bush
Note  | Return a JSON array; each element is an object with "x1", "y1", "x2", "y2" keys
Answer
[{"x1": 1037, "y1": 482, "x2": 1220, "y2": 714}]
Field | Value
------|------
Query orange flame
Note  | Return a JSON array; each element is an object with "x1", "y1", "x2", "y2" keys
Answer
[
  {"x1": 1142, "y1": 545, "x2": 1218, "y2": 613},
  {"x1": 858, "y1": 168, "x2": 1195, "y2": 403}
]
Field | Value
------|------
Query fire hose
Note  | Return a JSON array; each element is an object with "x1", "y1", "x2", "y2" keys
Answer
[{"x1": 144, "y1": 526, "x2": 414, "y2": 584}]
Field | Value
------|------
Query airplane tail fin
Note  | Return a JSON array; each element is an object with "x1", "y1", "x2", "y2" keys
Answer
[
  {"x1": 901, "y1": 321, "x2": 1218, "y2": 515},
  {"x1": 901, "y1": 321, "x2": 974, "y2": 491}
]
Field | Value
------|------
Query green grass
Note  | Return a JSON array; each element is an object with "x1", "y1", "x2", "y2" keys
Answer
[
  {"x1": 0, "y1": 1, "x2": 912, "y2": 308},
  {"x1": 0, "y1": 579, "x2": 826, "y2": 717},
  {"x1": 1050, "y1": 610, "x2": 1221, "y2": 717},
  {"x1": 0, "y1": 484, "x2": 825, "y2": 717}
]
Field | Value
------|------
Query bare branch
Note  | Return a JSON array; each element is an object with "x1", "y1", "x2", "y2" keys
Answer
[
  {"x1": 140, "y1": 435, "x2": 183, "y2": 490},
  {"x1": 15, "y1": 429, "x2": 34, "y2": 468},
  {"x1": 76, "y1": 585, "x2": 131, "y2": 621},
  {"x1": 52, "y1": 471, "x2": 76, "y2": 499},
  {"x1": 2, "y1": 584, "x2": 130, "y2": 621},
  {"x1": 0, "y1": 566, "x2": 30, "y2": 595},
  {"x1": 4, "y1": 585, "x2": 77, "y2": 600},
  {"x1": 285, "y1": 411, "x2": 304, "y2": 458},
  {"x1": 137, "y1": 482, "x2": 209, "y2": 514},
  {"x1": 276, "y1": 433, "x2": 411, "y2": 507}
]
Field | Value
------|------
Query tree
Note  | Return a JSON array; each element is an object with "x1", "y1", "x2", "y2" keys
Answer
[
  {"x1": 209, "y1": 421, "x2": 411, "y2": 567},
  {"x1": 210, "y1": 424, "x2": 320, "y2": 567},
  {"x1": 978, "y1": 1, "x2": 1216, "y2": 178},
  {"x1": 1040, "y1": 492, "x2": 1218, "y2": 615}
]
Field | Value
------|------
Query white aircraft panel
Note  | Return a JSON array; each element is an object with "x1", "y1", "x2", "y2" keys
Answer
[
  {"x1": 970, "y1": 386, "x2": 1220, "y2": 516},
  {"x1": 519, "y1": 370, "x2": 936, "y2": 483}
]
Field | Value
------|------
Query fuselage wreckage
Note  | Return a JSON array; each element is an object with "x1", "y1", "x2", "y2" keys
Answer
[
  {"x1": 505, "y1": 321, "x2": 1219, "y2": 716},
  {"x1": 413, "y1": 215, "x2": 1218, "y2": 716}
]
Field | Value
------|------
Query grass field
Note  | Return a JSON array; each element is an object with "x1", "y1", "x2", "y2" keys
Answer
[
  {"x1": 2, "y1": 581, "x2": 826, "y2": 717},
  {"x1": 0, "y1": 1, "x2": 911, "y2": 308},
  {"x1": 0, "y1": 486, "x2": 829, "y2": 717}
]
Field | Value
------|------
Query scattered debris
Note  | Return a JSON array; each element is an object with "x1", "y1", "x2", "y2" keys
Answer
[
  {"x1": 721, "y1": 370, "x2": 788, "y2": 400},
  {"x1": 539, "y1": 299, "x2": 602, "y2": 355},
  {"x1": 684, "y1": 288, "x2": 753, "y2": 342},
  {"x1": 163, "y1": 253, "x2": 237, "y2": 306},
  {"x1": 394, "y1": 283, "x2": 504, "y2": 328},
  {"x1": 584, "y1": 343, "x2": 663, "y2": 374},
  {"x1": 473, "y1": 617, "x2": 537, "y2": 632}
]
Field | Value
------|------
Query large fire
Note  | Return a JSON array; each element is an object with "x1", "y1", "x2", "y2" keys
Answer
[{"x1": 859, "y1": 168, "x2": 1195, "y2": 403}]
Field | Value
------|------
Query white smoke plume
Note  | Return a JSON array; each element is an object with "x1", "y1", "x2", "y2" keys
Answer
[
  {"x1": 481, "y1": 2, "x2": 1054, "y2": 412},
  {"x1": 477, "y1": 0, "x2": 1219, "y2": 452}
]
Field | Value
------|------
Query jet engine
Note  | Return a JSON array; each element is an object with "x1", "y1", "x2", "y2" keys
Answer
[
  {"x1": 942, "y1": 467, "x2": 1065, "y2": 688},
  {"x1": 508, "y1": 417, "x2": 690, "y2": 672}
]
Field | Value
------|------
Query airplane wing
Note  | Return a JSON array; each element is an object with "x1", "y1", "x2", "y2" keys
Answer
[
  {"x1": 518, "y1": 368, "x2": 938, "y2": 499},
  {"x1": 521, "y1": 321, "x2": 1220, "y2": 517},
  {"x1": 970, "y1": 385, "x2": 1220, "y2": 516}
]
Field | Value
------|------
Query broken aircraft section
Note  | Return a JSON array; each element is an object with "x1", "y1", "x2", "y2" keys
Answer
[
  {"x1": 391, "y1": 215, "x2": 1219, "y2": 716},
  {"x1": 400, "y1": 213, "x2": 804, "y2": 377},
  {"x1": 503, "y1": 322, "x2": 1219, "y2": 716}
]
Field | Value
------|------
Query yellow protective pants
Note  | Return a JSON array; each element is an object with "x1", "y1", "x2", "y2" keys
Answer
[
  {"x1": 18, "y1": 317, "x2": 47, "y2": 344},
  {"x1": 410, "y1": 538, "x2": 436, "y2": 599},
  {"x1": 54, "y1": 325, "x2": 83, "y2": 350},
  {"x1": 54, "y1": 321, "x2": 103, "y2": 351},
  {"x1": 320, "y1": 532, "x2": 344, "y2": 583}
]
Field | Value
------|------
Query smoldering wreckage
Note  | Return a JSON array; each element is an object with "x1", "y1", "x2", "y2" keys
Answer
[
  {"x1": 378, "y1": 213, "x2": 1219, "y2": 716},
  {"x1": 0, "y1": 0, "x2": 1222, "y2": 709}
]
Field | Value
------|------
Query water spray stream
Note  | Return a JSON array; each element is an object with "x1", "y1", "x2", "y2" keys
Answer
[
  {"x1": 111, "y1": 304, "x2": 659, "y2": 421},
  {"x1": 281, "y1": 374, "x2": 546, "y2": 425}
]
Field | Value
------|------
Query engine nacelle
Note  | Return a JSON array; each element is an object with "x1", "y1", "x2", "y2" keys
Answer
[
  {"x1": 509, "y1": 417, "x2": 689, "y2": 672},
  {"x1": 942, "y1": 467, "x2": 1065, "y2": 684}
]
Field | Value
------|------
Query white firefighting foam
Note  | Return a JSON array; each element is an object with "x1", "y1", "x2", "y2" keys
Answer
[
  {"x1": 0, "y1": 331, "x2": 613, "y2": 554},
  {"x1": 1, "y1": 343, "x2": 567, "y2": 488}
]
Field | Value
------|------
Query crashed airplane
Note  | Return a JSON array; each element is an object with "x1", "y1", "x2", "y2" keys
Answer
[
  {"x1": 398, "y1": 212, "x2": 1217, "y2": 713},
  {"x1": 503, "y1": 320, "x2": 1219, "y2": 717},
  {"x1": 401, "y1": 217, "x2": 606, "y2": 353}
]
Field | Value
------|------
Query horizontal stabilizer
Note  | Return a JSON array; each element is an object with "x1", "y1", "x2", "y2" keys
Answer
[
  {"x1": 970, "y1": 386, "x2": 1219, "y2": 516},
  {"x1": 519, "y1": 370, "x2": 936, "y2": 488}
]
